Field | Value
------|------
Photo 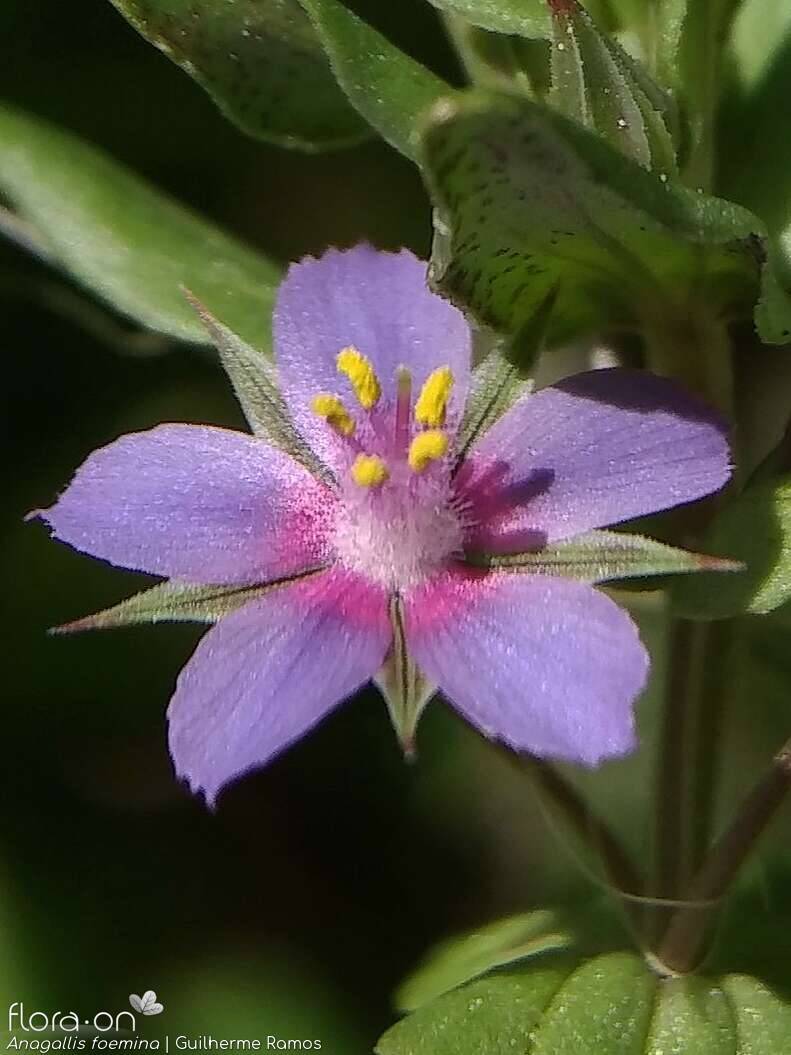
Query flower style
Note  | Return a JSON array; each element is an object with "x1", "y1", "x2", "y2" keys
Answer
[{"x1": 39, "y1": 246, "x2": 731, "y2": 805}]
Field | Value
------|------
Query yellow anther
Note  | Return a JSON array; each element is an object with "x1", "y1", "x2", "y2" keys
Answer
[
  {"x1": 351, "y1": 453, "x2": 389, "y2": 488},
  {"x1": 415, "y1": 366, "x2": 454, "y2": 427},
  {"x1": 311, "y1": 393, "x2": 355, "y2": 436},
  {"x1": 408, "y1": 430, "x2": 449, "y2": 473},
  {"x1": 337, "y1": 347, "x2": 381, "y2": 410}
]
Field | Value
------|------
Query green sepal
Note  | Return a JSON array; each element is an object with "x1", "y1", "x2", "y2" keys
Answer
[
  {"x1": 184, "y1": 293, "x2": 335, "y2": 486},
  {"x1": 396, "y1": 910, "x2": 574, "y2": 1012},
  {"x1": 674, "y1": 475, "x2": 791, "y2": 619},
  {"x1": 375, "y1": 596, "x2": 435, "y2": 757},
  {"x1": 52, "y1": 570, "x2": 326, "y2": 633},
  {"x1": 107, "y1": 0, "x2": 368, "y2": 151},
  {"x1": 377, "y1": 947, "x2": 791, "y2": 1055},
  {"x1": 420, "y1": 90, "x2": 761, "y2": 343},
  {"x1": 547, "y1": 0, "x2": 678, "y2": 173},
  {"x1": 299, "y1": 0, "x2": 449, "y2": 163},
  {"x1": 465, "y1": 530, "x2": 741, "y2": 584},
  {"x1": 0, "y1": 103, "x2": 279, "y2": 350},
  {"x1": 454, "y1": 287, "x2": 556, "y2": 465}
]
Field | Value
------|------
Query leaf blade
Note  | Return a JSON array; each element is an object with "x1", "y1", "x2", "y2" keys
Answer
[
  {"x1": 108, "y1": 0, "x2": 369, "y2": 150},
  {"x1": 0, "y1": 103, "x2": 280, "y2": 350}
]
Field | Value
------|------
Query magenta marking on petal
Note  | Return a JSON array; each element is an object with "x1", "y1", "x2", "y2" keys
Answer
[
  {"x1": 405, "y1": 568, "x2": 647, "y2": 765},
  {"x1": 41, "y1": 424, "x2": 336, "y2": 583},
  {"x1": 167, "y1": 567, "x2": 391, "y2": 806},
  {"x1": 463, "y1": 369, "x2": 732, "y2": 547}
]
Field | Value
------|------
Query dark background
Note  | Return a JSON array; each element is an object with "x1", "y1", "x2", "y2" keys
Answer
[{"x1": 2, "y1": 2, "x2": 791, "y2": 1050}]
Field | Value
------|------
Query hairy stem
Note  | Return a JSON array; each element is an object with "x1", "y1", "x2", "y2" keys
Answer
[{"x1": 657, "y1": 735, "x2": 791, "y2": 973}]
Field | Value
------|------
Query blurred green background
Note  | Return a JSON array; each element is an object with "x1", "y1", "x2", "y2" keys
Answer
[{"x1": 3, "y1": 1, "x2": 791, "y2": 1051}]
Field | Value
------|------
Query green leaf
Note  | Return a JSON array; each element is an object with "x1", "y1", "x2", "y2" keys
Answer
[
  {"x1": 396, "y1": 910, "x2": 574, "y2": 1012},
  {"x1": 299, "y1": 0, "x2": 449, "y2": 163},
  {"x1": 674, "y1": 476, "x2": 791, "y2": 619},
  {"x1": 0, "y1": 103, "x2": 279, "y2": 351},
  {"x1": 53, "y1": 572, "x2": 325, "y2": 633},
  {"x1": 377, "y1": 949, "x2": 791, "y2": 1054},
  {"x1": 426, "y1": 0, "x2": 550, "y2": 37},
  {"x1": 721, "y1": 1, "x2": 791, "y2": 236},
  {"x1": 107, "y1": 0, "x2": 368, "y2": 151},
  {"x1": 420, "y1": 90, "x2": 761, "y2": 342},
  {"x1": 375, "y1": 596, "x2": 436, "y2": 758},
  {"x1": 184, "y1": 294, "x2": 335, "y2": 484},
  {"x1": 466, "y1": 530, "x2": 740, "y2": 583},
  {"x1": 672, "y1": 0, "x2": 742, "y2": 188},
  {"x1": 547, "y1": 0, "x2": 677, "y2": 173}
]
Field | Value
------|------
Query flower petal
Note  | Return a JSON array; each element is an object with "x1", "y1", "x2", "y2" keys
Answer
[
  {"x1": 274, "y1": 246, "x2": 472, "y2": 467},
  {"x1": 41, "y1": 424, "x2": 334, "y2": 583},
  {"x1": 168, "y1": 568, "x2": 391, "y2": 804},
  {"x1": 405, "y1": 568, "x2": 647, "y2": 764},
  {"x1": 460, "y1": 369, "x2": 731, "y2": 550}
]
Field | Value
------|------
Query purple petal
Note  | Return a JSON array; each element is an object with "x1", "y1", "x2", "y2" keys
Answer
[
  {"x1": 41, "y1": 424, "x2": 334, "y2": 583},
  {"x1": 460, "y1": 369, "x2": 731, "y2": 550},
  {"x1": 405, "y1": 568, "x2": 647, "y2": 764},
  {"x1": 168, "y1": 568, "x2": 391, "y2": 804},
  {"x1": 274, "y1": 246, "x2": 472, "y2": 467}
]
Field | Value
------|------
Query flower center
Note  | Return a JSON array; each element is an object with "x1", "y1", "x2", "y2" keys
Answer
[{"x1": 311, "y1": 348, "x2": 466, "y2": 590}]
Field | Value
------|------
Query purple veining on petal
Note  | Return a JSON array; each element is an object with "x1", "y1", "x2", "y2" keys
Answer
[
  {"x1": 168, "y1": 567, "x2": 391, "y2": 805},
  {"x1": 41, "y1": 424, "x2": 335, "y2": 584},
  {"x1": 459, "y1": 368, "x2": 731, "y2": 551},
  {"x1": 404, "y1": 566, "x2": 647, "y2": 764},
  {"x1": 274, "y1": 246, "x2": 472, "y2": 470}
]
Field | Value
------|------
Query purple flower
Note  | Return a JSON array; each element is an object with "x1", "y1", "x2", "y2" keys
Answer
[{"x1": 39, "y1": 246, "x2": 731, "y2": 804}]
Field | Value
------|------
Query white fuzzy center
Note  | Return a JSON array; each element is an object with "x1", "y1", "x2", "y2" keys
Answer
[{"x1": 332, "y1": 489, "x2": 465, "y2": 590}]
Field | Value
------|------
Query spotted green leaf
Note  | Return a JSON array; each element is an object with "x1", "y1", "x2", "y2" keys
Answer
[
  {"x1": 756, "y1": 238, "x2": 791, "y2": 346},
  {"x1": 674, "y1": 476, "x2": 791, "y2": 619},
  {"x1": 420, "y1": 90, "x2": 762, "y2": 342},
  {"x1": 0, "y1": 103, "x2": 279, "y2": 351},
  {"x1": 377, "y1": 950, "x2": 791, "y2": 1055},
  {"x1": 547, "y1": 0, "x2": 677, "y2": 173},
  {"x1": 107, "y1": 0, "x2": 368, "y2": 151},
  {"x1": 298, "y1": 0, "x2": 450, "y2": 163}
]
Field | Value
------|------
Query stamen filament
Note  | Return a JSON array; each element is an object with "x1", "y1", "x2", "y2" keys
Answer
[{"x1": 395, "y1": 366, "x2": 412, "y2": 455}]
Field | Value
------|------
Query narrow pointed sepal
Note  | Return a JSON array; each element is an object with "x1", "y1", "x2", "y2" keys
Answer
[
  {"x1": 453, "y1": 288, "x2": 556, "y2": 468},
  {"x1": 375, "y1": 596, "x2": 436, "y2": 758},
  {"x1": 52, "y1": 570, "x2": 326, "y2": 633},
  {"x1": 464, "y1": 530, "x2": 742, "y2": 584},
  {"x1": 183, "y1": 289, "x2": 335, "y2": 486}
]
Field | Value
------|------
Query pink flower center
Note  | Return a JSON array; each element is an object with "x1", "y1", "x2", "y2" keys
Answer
[{"x1": 311, "y1": 349, "x2": 469, "y2": 590}]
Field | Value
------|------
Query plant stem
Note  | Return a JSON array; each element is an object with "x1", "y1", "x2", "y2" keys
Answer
[
  {"x1": 650, "y1": 618, "x2": 705, "y2": 937},
  {"x1": 689, "y1": 619, "x2": 734, "y2": 868},
  {"x1": 657, "y1": 735, "x2": 791, "y2": 973}
]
